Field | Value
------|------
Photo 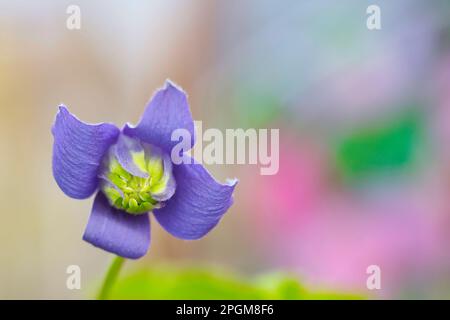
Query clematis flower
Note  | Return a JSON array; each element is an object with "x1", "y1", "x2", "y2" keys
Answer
[{"x1": 52, "y1": 80, "x2": 237, "y2": 259}]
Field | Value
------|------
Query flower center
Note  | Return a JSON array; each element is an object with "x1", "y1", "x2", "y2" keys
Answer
[{"x1": 99, "y1": 138, "x2": 175, "y2": 214}]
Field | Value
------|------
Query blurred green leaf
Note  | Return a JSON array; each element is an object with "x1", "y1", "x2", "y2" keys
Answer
[
  {"x1": 231, "y1": 86, "x2": 281, "y2": 128},
  {"x1": 108, "y1": 265, "x2": 362, "y2": 300},
  {"x1": 334, "y1": 110, "x2": 424, "y2": 182}
]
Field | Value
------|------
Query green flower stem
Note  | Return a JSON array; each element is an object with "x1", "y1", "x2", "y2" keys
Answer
[{"x1": 97, "y1": 256, "x2": 125, "y2": 300}]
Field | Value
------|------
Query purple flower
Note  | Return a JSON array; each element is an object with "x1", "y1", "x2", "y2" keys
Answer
[{"x1": 52, "y1": 80, "x2": 237, "y2": 259}]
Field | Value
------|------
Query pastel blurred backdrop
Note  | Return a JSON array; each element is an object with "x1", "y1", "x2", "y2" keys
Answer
[{"x1": 1, "y1": 0, "x2": 450, "y2": 299}]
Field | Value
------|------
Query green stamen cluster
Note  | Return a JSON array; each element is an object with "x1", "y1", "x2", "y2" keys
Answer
[{"x1": 101, "y1": 154, "x2": 168, "y2": 215}]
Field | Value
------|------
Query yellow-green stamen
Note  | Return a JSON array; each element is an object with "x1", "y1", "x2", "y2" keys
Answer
[{"x1": 101, "y1": 152, "x2": 170, "y2": 214}]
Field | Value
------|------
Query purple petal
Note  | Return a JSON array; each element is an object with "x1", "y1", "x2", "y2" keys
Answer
[
  {"x1": 153, "y1": 157, "x2": 237, "y2": 240},
  {"x1": 114, "y1": 134, "x2": 148, "y2": 178},
  {"x1": 52, "y1": 106, "x2": 120, "y2": 199},
  {"x1": 83, "y1": 192, "x2": 150, "y2": 259},
  {"x1": 123, "y1": 80, "x2": 195, "y2": 153}
]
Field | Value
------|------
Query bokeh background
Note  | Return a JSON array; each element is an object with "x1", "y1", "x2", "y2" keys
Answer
[{"x1": 1, "y1": 0, "x2": 450, "y2": 299}]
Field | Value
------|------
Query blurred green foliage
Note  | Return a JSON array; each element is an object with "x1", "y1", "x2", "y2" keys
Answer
[
  {"x1": 108, "y1": 265, "x2": 362, "y2": 300},
  {"x1": 334, "y1": 110, "x2": 423, "y2": 182},
  {"x1": 231, "y1": 85, "x2": 281, "y2": 128}
]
